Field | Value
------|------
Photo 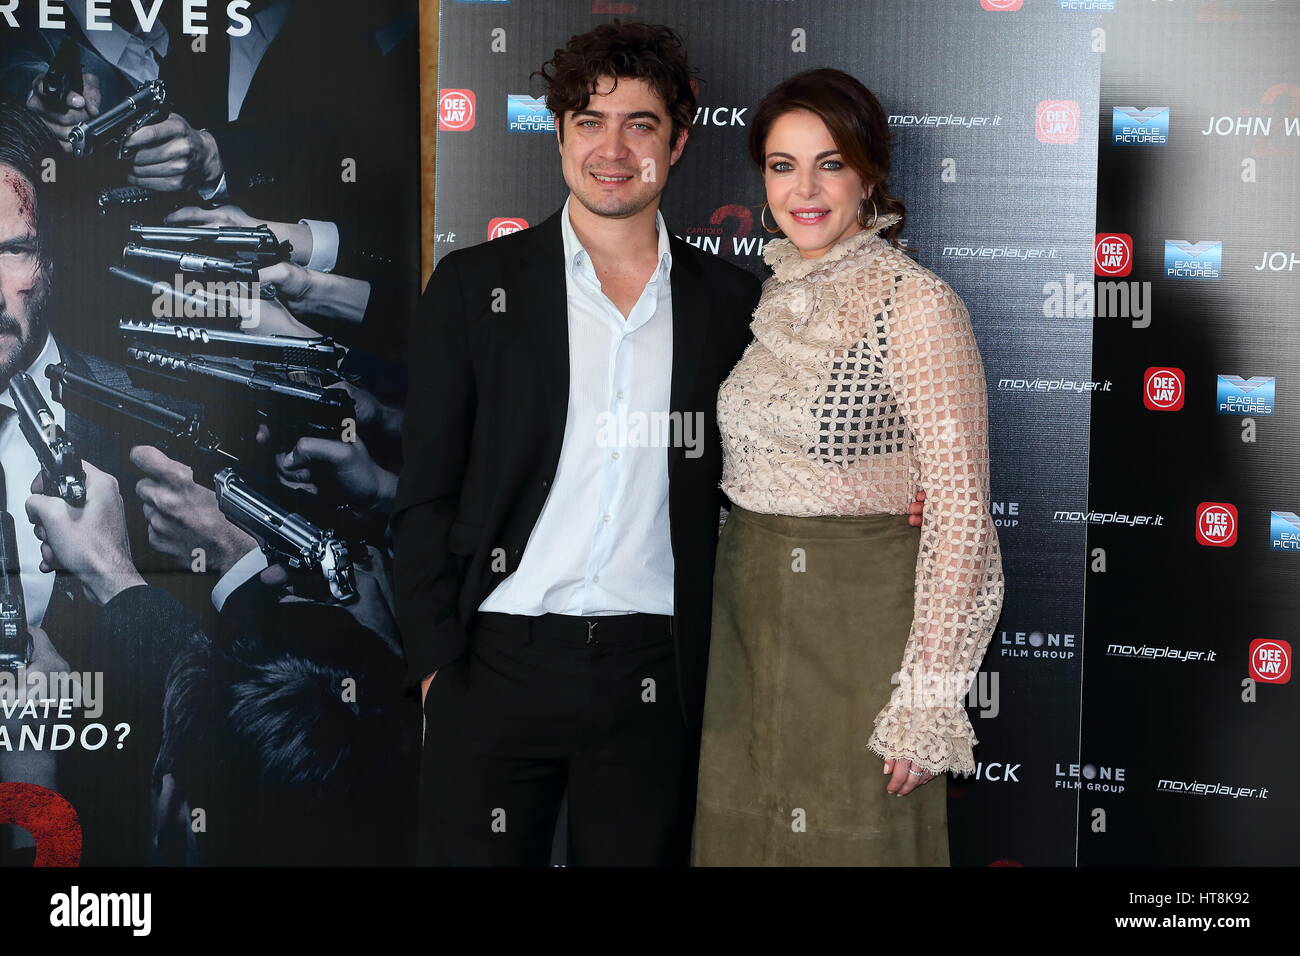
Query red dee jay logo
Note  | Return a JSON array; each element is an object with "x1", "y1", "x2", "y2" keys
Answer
[
  {"x1": 488, "y1": 218, "x2": 529, "y2": 240},
  {"x1": 1249, "y1": 639, "x2": 1291, "y2": 684},
  {"x1": 981, "y1": 0, "x2": 1023, "y2": 9},
  {"x1": 1036, "y1": 100, "x2": 1080, "y2": 144},
  {"x1": 1095, "y1": 233, "x2": 1133, "y2": 276},
  {"x1": 1143, "y1": 367, "x2": 1185, "y2": 410},
  {"x1": 439, "y1": 89, "x2": 476, "y2": 131},
  {"x1": 1196, "y1": 502, "x2": 1238, "y2": 547}
]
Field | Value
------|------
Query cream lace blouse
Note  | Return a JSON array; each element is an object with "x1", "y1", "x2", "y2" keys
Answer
[{"x1": 717, "y1": 213, "x2": 1005, "y2": 776}]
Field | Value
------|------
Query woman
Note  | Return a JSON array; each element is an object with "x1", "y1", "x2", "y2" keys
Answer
[{"x1": 691, "y1": 69, "x2": 1005, "y2": 866}]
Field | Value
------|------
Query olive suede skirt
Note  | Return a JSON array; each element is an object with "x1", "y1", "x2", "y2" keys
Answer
[{"x1": 690, "y1": 503, "x2": 949, "y2": 866}]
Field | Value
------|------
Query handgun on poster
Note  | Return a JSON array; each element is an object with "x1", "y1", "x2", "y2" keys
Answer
[
  {"x1": 123, "y1": 345, "x2": 355, "y2": 449},
  {"x1": 128, "y1": 223, "x2": 292, "y2": 268},
  {"x1": 39, "y1": 36, "x2": 84, "y2": 107},
  {"x1": 45, "y1": 363, "x2": 358, "y2": 604},
  {"x1": 118, "y1": 319, "x2": 345, "y2": 377},
  {"x1": 8, "y1": 370, "x2": 87, "y2": 506},
  {"x1": 67, "y1": 79, "x2": 168, "y2": 159}
]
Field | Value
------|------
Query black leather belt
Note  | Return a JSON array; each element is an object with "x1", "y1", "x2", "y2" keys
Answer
[{"x1": 474, "y1": 611, "x2": 673, "y2": 647}]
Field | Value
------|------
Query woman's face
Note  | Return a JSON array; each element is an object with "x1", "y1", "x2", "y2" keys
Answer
[{"x1": 761, "y1": 109, "x2": 872, "y2": 260}]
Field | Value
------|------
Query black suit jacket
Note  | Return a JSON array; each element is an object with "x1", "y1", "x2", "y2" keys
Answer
[{"x1": 391, "y1": 206, "x2": 760, "y2": 733}]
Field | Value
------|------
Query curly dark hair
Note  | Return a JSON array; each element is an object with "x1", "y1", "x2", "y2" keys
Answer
[{"x1": 532, "y1": 20, "x2": 697, "y2": 146}]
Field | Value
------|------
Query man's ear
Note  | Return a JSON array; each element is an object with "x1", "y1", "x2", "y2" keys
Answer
[{"x1": 669, "y1": 126, "x2": 689, "y2": 165}]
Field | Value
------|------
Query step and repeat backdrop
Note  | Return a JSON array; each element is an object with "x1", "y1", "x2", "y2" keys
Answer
[
  {"x1": 1084, "y1": 0, "x2": 1299, "y2": 865},
  {"x1": 0, "y1": 0, "x2": 1293, "y2": 867},
  {"x1": 432, "y1": 0, "x2": 1296, "y2": 866}
]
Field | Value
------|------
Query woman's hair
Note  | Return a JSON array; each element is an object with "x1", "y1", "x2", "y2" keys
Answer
[
  {"x1": 533, "y1": 20, "x2": 697, "y2": 148},
  {"x1": 748, "y1": 69, "x2": 905, "y2": 246}
]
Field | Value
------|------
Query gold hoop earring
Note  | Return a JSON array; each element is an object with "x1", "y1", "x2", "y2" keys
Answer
[
  {"x1": 760, "y1": 202, "x2": 782, "y2": 234},
  {"x1": 858, "y1": 196, "x2": 880, "y2": 231}
]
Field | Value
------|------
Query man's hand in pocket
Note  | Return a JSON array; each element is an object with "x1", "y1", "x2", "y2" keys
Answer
[{"x1": 420, "y1": 671, "x2": 438, "y2": 706}]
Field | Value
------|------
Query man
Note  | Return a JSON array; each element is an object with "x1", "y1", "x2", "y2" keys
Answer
[
  {"x1": 0, "y1": 97, "x2": 141, "y2": 632},
  {"x1": 393, "y1": 21, "x2": 922, "y2": 866}
]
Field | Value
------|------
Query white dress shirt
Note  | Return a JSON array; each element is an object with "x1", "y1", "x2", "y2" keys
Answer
[
  {"x1": 0, "y1": 332, "x2": 64, "y2": 628},
  {"x1": 210, "y1": 542, "x2": 267, "y2": 613},
  {"x1": 479, "y1": 197, "x2": 676, "y2": 617}
]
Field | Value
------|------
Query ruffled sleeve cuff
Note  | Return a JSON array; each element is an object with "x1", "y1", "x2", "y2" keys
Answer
[{"x1": 866, "y1": 701, "x2": 980, "y2": 777}]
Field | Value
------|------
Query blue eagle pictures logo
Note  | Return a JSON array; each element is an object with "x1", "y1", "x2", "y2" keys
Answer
[
  {"x1": 1164, "y1": 240, "x2": 1222, "y2": 279},
  {"x1": 1112, "y1": 107, "x2": 1170, "y2": 144},
  {"x1": 507, "y1": 95, "x2": 556, "y2": 133},
  {"x1": 1217, "y1": 376, "x2": 1275, "y2": 415},
  {"x1": 1270, "y1": 512, "x2": 1300, "y2": 552}
]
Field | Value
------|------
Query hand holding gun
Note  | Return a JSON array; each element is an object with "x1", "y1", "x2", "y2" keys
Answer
[
  {"x1": 46, "y1": 364, "x2": 357, "y2": 603},
  {"x1": 110, "y1": 269, "x2": 311, "y2": 336},
  {"x1": 25, "y1": 464, "x2": 146, "y2": 608},
  {"x1": 212, "y1": 468, "x2": 355, "y2": 604},
  {"x1": 68, "y1": 78, "x2": 168, "y2": 160},
  {"x1": 26, "y1": 38, "x2": 101, "y2": 151},
  {"x1": 129, "y1": 223, "x2": 293, "y2": 270},
  {"x1": 123, "y1": 242, "x2": 286, "y2": 308},
  {"x1": 124, "y1": 345, "x2": 355, "y2": 449},
  {"x1": 164, "y1": 206, "x2": 314, "y2": 270},
  {"x1": 8, "y1": 371, "x2": 86, "y2": 506}
]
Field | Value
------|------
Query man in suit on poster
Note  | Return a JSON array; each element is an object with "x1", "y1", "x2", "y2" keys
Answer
[{"x1": 393, "y1": 19, "x2": 925, "y2": 866}]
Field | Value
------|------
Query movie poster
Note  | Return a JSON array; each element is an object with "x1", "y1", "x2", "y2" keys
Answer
[{"x1": 0, "y1": 0, "x2": 420, "y2": 866}]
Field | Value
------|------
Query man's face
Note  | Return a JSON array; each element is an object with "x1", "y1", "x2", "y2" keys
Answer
[
  {"x1": 0, "y1": 165, "x2": 50, "y2": 383},
  {"x1": 557, "y1": 75, "x2": 687, "y2": 220}
]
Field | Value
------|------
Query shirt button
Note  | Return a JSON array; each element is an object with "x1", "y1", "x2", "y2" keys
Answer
[
  {"x1": 602, "y1": 514, "x2": 611, "y2": 523},
  {"x1": 592, "y1": 575, "x2": 600, "y2": 583},
  {"x1": 611, "y1": 451, "x2": 620, "y2": 461},
  {"x1": 616, "y1": 391, "x2": 625, "y2": 400}
]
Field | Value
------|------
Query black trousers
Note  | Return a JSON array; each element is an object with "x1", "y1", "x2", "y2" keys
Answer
[{"x1": 417, "y1": 611, "x2": 698, "y2": 866}]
